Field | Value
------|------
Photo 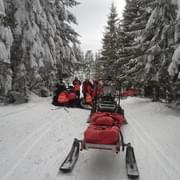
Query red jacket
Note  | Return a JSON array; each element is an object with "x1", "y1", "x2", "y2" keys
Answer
[
  {"x1": 73, "y1": 79, "x2": 81, "y2": 91},
  {"x1": 82, "y1": 81, "x2": 93, "y2": 95}
]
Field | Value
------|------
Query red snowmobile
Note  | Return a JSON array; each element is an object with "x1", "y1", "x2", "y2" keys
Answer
[{"x1": 59, "y1": 79, "x2": 139, "y2": 178}]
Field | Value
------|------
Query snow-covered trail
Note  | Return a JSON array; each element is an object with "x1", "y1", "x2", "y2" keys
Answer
[
  {"x1": 122, "y1": 98, "x2": 180, "y2": 180},
  {"x1": 0, "y1": 97, "x2": 88, "y2": 180},
  {"x1": 0, "y1": 97, "x2": 180, "y2": 180}
]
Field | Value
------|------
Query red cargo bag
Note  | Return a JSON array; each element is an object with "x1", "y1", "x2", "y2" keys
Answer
[
  {"x1": 68, "y1": 92, "x2": 77, "y2": 100},
  {"x1": 90, "y1": 112, "x2": 125, "y2": 127},
  {"x1": 90, "y1": 112, "x2": 110, "y2": 122},
  {"x1": 84, "y1": 125, "x2": 119, "y2": 145},
  {"x1": 93, "y1": 116, "x2": 114, "y2": 126},
  {"x1": 110, "y1": 113, "x2": 125, "y2": 126},
  {"x1": 57, "y1": 92, "x2": 69, "y2": 104}
]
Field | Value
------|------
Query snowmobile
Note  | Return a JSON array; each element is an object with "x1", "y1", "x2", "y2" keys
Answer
[
  {"x1": 59, "y1": 79, "x2": 139, "y2": 178},
  {"x1": 52, "y1": 85, "x2": 81, "y2": 108}
]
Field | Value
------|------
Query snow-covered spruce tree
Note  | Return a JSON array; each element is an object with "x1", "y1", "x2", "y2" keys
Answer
[
  {"x1": 71, "y1": 43, "x2": 84, "y2": 72},
  {"x1": 100, "y1": 3, "x2": 119, "y2": 78},
  {"x1": 141, "y1": 0, "x2": 177, "y2": 99},
  {"x1": 84, "y1": 50, "x2": 94, "y2": 79},
  {"x1": 94, "y1": 51, "x2": 103, "y2": 78},
  {"x1": 115, "y1": 0, "x2": 152, "y2": 87},
  {"x1": 168, "y1": 0, "x2": 180, "y2": 103},
  {"x1": 56, "y1": 0, "x2": 80, "y2": 78},
  {"x1": 0, "y1": 0, "x2": 13, "y2": 102},
  {"x1": 1, "y1": 0, "x2": 80, "y2": 102},
  {"x1": 115, "y1": 22, "x2": 134, "y2": 87}
]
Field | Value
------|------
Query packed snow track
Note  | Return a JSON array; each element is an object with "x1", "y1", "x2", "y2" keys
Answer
[{"x1": 0, "y1": 97, "x2": 180, "y2": 180}]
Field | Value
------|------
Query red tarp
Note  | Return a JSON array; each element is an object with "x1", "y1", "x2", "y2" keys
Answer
[{"x1": 120, "y1": 88, "x2": 140, "y2": 97}]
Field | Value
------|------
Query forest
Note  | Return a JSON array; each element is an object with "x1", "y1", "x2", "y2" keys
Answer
[{"x1": 0, "y1": 0, "x2": 180, "y2": 106}]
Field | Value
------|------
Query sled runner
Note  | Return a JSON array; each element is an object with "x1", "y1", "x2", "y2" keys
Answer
[
  {"x1": 80, "y1": 94, "x2": 93, "y2": 110},
  {"x1": 59, "y1": 132, "x2": 139, "y2": 178},
  {"x1": 60, "y1": 138, "x2": 80, "y2": 172},
  {"x1": 126, "y1": 144, "x2": 139, "y2": 178}
]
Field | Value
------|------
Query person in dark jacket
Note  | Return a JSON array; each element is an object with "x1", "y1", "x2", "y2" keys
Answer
[
  {"x1": 52, "y1": 79, "x2": 66, "y2": 106},
  {"x1": 72, "y1": 77, "x2": 81, "y2": 100}
]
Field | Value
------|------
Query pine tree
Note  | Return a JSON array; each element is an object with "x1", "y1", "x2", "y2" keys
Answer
[
  {"x1": 141, "y1": 0, "x2": 177, "y2": 87},
  {"x1": 115, "y1": 22, "x2": 134, "y2": 85},
  {"x1": 167, "y1": 0, "x2": 180, "y2": 103},
  {"x1": 55, "y1": 0, "x2": 80, "y2": 78},
  {"x1": 0, "y1": 0, "x2": 81, "y2": 101},
  {"x1": 101, "y1": 3, "x2": 119, "y2": 78},
  {"x1": 84, "y1": 50, "x2": 94, "y2": 78},
  {"x1": 124, "y1": 0, "x2": 154, "y2": 86},
  {"x1": 115, "y1": 0, "x2": 151, "y2": 86}
]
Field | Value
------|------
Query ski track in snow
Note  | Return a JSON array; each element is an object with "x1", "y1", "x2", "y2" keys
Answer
[
  {"x1": 122, "y1": 97, "x2": 180, "y2": 180},
  {"x1": 128, "y1": 112, "x2": 180, "y2": 179},
  {"x1": 1, "y1": 109, "x2": 65, "y2": 180},
  {"x1": 0, "y1": 98, "x2": 89, "y2": 180},
  {"x1": 0, "y1": 104, "x2": 37, "y2": 118},
  {"x1": 1, "y1": 97, "x2": 180, "y2": 180}
]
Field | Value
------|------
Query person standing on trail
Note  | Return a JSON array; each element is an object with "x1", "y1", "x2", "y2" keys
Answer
[
  {"x1": 92, "y1": 80, "x2": 103, "y2": 99},
  {"x1": 73, "y1": 77, "x2": 81, "y2": 100},
  {"x1": 82, "y1": 79, "x2": 93, "y2": 105},
  {"x1": 82, "y1": 79, "x2": 93, "y2": 98}
]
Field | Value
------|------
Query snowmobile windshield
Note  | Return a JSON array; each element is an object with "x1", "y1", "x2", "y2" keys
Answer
[{"x1": 103, "y1": 84, "x2": 116, "y2": 97}]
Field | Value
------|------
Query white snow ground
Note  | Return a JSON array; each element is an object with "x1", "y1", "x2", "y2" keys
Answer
[{"x1": 0, "y1": 96, "x2": 180, "y2": 180}]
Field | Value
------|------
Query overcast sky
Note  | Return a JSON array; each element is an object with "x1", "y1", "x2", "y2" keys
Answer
[{"x1": 71, "y1": 0, "x2": 126, "y2": 53}]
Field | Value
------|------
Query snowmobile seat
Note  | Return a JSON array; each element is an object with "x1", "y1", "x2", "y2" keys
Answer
[{"x1": 96, "y1": 95, "x2": 117, "y2": 111}]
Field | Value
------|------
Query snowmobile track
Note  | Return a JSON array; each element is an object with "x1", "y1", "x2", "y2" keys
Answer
[
  {"x1": 126, "y1": 112, "x2": 180, "y2": 179},
  {"x1": 1, "y1": 112, "x2": 62, "y2": 180}
]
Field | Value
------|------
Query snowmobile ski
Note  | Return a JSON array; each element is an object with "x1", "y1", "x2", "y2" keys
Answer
[
  {"x1": 51, "y1": 107, "x2": 63, "y2": 110},
  {"x1": 51, "y1": 106, "x2": 69, "y2": 112},
  {"x1": 126, "y1": 144, "x2": 139, "y2": 178},
  {"x1": 80, "y1": 99, "x2": 92, "y2": 110},
  {"x1": 59, "y1": 138, "x2": 80, "y2": 173}
]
